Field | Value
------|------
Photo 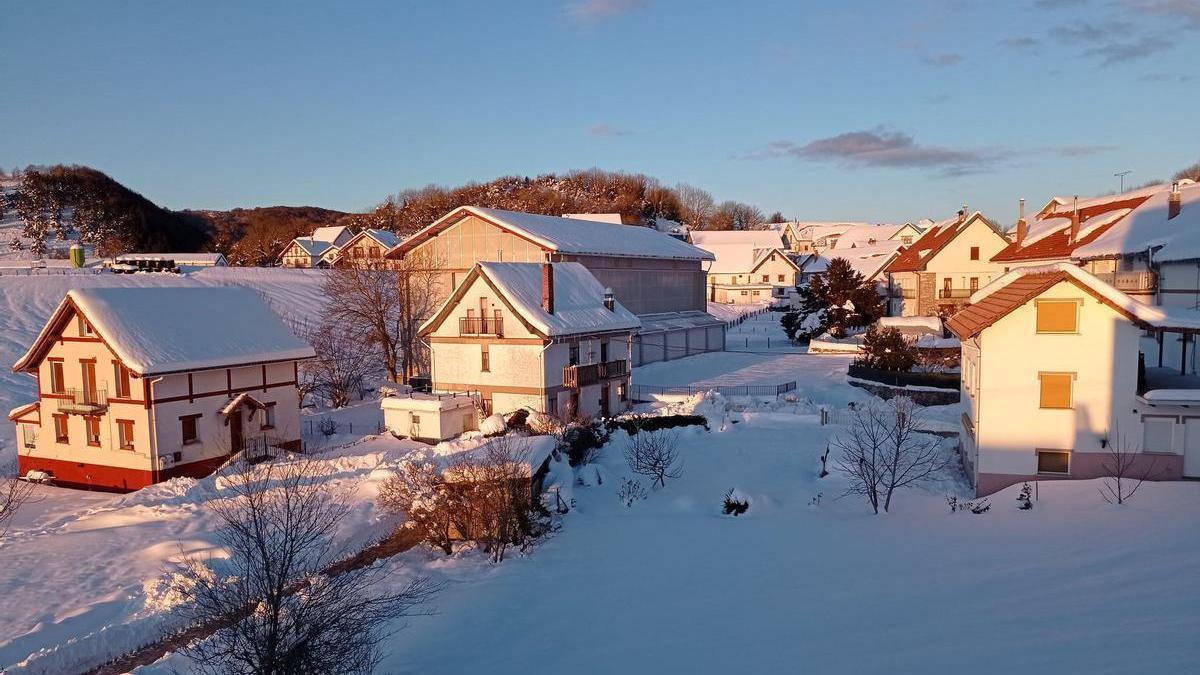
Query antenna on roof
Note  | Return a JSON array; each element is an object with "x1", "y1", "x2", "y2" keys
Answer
[{"x1": 1115, "y1": 170, "x2": 1131, "y2": 193}]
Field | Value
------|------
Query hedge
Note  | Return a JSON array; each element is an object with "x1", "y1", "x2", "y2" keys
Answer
[{"x1": 847, "y1": 363, "x2": 960, "y2": 390}]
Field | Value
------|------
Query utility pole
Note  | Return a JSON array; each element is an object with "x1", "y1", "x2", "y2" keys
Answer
[{"x1": 1115, "y1": 170, "x2": 1131, "y2": 193}]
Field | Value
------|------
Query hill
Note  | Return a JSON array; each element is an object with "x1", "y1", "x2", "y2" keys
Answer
[{"x1": 186, "y1": 205, "x2": 349, "y2": 266}]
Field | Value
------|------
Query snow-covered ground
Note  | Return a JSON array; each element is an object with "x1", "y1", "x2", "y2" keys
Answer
[
  {"x1": 722, "y1": 309, "x2": 804, "y2": 352},
  {"x1": 705, "y1": 301, "x2": 768, "y2": 323}
]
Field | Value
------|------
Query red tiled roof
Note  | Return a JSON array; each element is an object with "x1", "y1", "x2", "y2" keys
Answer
[
  {"x1": 992, "y1": 191, "x2": 1156, "y2": 263},
  {"x1": 886, "y1": 216, "x2": 964, "y2": 273}
]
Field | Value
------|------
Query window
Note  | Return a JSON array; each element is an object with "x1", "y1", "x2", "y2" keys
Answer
[
  {"x1": 1143, "y1": 417, "x2": 1174, "y2": 453},
  {"x1": 113, "y1": 361, "x2": 132, "y2": 398},
  {"x1": 181, "y1": 414, "x2": 201, "y2": 445},
  {"x1": 752, "y1": 290, "x2": 761, "y2": 296},
  {"x1": 481, "y1": 343, "x2": 490, "y2": 372},
  {"x1": 1037, "y1": 450, "x2": 1070, "y2": 475},
  {"x1": 548, "y1": 396, "x2": 558, "y2": 415},
  {"x1": 740, "y1": 290, "x2": 748, "y2": 296},
  {"x1": 1038, "y1": 372, "x2": 1075, "y2": 409},
  {"x1": 970, "y1": 246, "x2": 980, "y2": 261},
  {"x1": 78, "y1": 316, "x2": 94, "y2": 337},
  {"x1": 777, "y1": 274, "x2": 785, "y2": 282},
  {"x1": 410, "y1": 413, "x2": 421, "y2": 424},
  {"x1": 569, "y1": 341, "x2": 579, "y2": 366},
  {"x1": 117, "y1": 419, "x2": 134, "y2": 451},
  {"x1": 901, "y1": 236, "x2": 913, "y2": 245},
  {"x1": 261, "y1": 403, "x2": 276, "y2": 430},
  {"x1": 368, "y1": 247, "x2": 381, "y2": 258},
  {"x1": 969, "y1": 277, "x2": 979, "y2": 293},
  {"x1": 22, "y1": 424, "x2": 38, "y2": 450},
  {"x1": 1036, "y1": 300, "x2": 1079, "y2": 333},
  {"x1": 353, "y1": 246, "x2": 364, "y2": 258},
  {"x1": 54, "y1": 414, "x2": 69, "y2": 443},
  {"x1": 618, "y1": 382, "x2": 628, "y2": 401},
  {"x1": 762, "y1": 274, "x2": 769, "y2": 283},
  {"x1": 84, "y1": 416, "x2": 101, "y2": 446},
  {"x1": 49, "y1": 360, "x2": 65, "y2": 394}
]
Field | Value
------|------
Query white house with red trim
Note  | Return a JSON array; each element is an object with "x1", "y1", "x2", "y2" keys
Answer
[
  {"x1": 330, "y1": 228, "x2": 403, "y2": 267},
  {"x1": 9, "y1": 287, "x2": 314, "y2": 492},
  {"x1": 419, "y1": 261, "x2": 640, "y2": 420},
  {"x1": 947, "y1": 263, "x2": 1200, "y2": 497}
]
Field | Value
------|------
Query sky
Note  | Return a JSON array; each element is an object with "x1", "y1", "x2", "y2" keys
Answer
[{"x1": 2, "y1": 0, "x2": 1198, "y2": 224}]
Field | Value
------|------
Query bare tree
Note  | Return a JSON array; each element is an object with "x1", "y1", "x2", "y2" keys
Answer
[
  {"x1": 378, "y1": 460, "x2": 457, "y2": 555},
  {"x1": 832, "y1": 401, "x2": 891, "y2": 514},
  {"x1": 393, "y1": 251, "x2": 445, "y2": 382},
  {"x1": 1100, "y1": 425, "x2": 1160, "y2": 505},
  {"x1": 308, "y1": 321, "x2": 379, "y2": 408},
  {"x1": 877, "y1": 397, "x2": 948, "y2": 513},
  {"x1": 1174, "y1": 161, "x2": 1200, "y2": 183},
  {"x1": 174, "y1": 456, "x2": 439, "y2": 675},
  {"x1": 674, "y1": 183, "x2": 715, "y2": 231},
  {"x1": 624, "y1": 430, "x2": 682, "y2": 488},
  {"x1": 1, "y1": 477, "x2": 36, "y2": 539},
  {"x1": 709, "y1": 200, "x2": 765, "y2": 231}
]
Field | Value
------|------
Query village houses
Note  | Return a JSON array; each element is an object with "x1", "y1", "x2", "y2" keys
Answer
[
  {"x1": 948, "y1": 263, "x2": 1200, "y2": 497},
  {"x1": 384, "y1": 206, "x2": 722, "y2": 366},
  {"x1": 401, "y1": 261, "x2": 639, "y2": 424},
  {"x1": 331, "y1": 228, "x2": 403, "y2": 268},
  {"x1": 8, "y1": 287, "x2": 314, "y2": 491},
  {"x1": 884, "y1": 211, "x2": 1010, "y2": 317},
  {"x1": 279, "y1": 225, "x2": 354, "y2": 268},
  {"x1": 687, "y1": 230, "x2": 802, "y2": 304}
]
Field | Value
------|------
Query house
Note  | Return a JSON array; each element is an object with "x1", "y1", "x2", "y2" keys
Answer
[
  {"x1": 280, "y1": 225, "x2": 356, "y2": 268},
  {"x1": 419, "y1": 261, "x2": 640, "y2": 419},
  {"x1": 947, "y1": 263, "x2": 1200, "y2": 497},
  {"x1": 386, "y1": 206, "x2": 721, "y2": 365},
  {"x1": 827, "y1": 223, "x2": 922, "y2": 250},
  {"x1": 799, "y1": 241, "x2": 904, "y2": 290},
  {"x1": 8, "y1": 287, "x2": 314, "y2": 492},
  {"x1": 688, "y1": 230, "x2": 801, "y2": 304},
  {"x1": 331, "y1": 228, "x2": 403, "y2": 267},
  {"x1": 781, "y1": 222, "x2": 919, "y2": 254},
  {"x1": 884, "y1": 211, "x2": 1010, "y2": 317}
]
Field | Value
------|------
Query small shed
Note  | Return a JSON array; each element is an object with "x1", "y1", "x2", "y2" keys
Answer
[{"x1": 382, "y1": 392, "x2": 479, "y2": 443}]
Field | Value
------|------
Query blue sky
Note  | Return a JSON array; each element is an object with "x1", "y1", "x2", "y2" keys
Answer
[{"x1": 3, "y1": 0, "x2": 1198, "y2": 223}]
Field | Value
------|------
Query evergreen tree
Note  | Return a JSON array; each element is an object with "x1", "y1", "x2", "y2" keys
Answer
[
  {"x1": 787, "y1": 257, "x2": 885, "y2": 339},
  {"x1": 858, "y1": 324, "x2": 917, "y2": 371}
]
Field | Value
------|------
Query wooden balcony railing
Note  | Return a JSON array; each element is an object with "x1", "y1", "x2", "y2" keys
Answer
[
  {"x1": 563, "y1": 360, "x2": 629, "y2": 388},
  {"x1": 57, "y1": 388, "x2": 108, "y2": 414},
  {"x1": 459, "y1": 316, "x2": 503, "y2": 337}
]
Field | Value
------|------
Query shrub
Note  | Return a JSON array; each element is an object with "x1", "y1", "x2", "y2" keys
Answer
[
  {"x1": 722, "y1": 488, "x2": 749, "y2": 516},
  {"x1": 317, "y1": 418, "x2": 338, "y2": 437},
  {"x1": 947, "y1": 495, "x2": 990, "y2": 514},
  {"x1": 559, "y1": 420, "x2": 611, "y2": 466},
  {"x1": 480, "y1": 414, "x2": 507, "y2": 438},
  {"x1": 606, "y1": 414, "x2": 708, "y2": 435},
  {"x1": 505, "y1": 408, "x2": 530, "y2": 432},
  {"x1": 1017, "y1": 482, "x2": 1033, "y2": 510},
  {"x1": 857, "y1": 324, "x2": 918, "y2": 372},
  {"x1": 617, "y1": 477, "x2": 647, "y2": 507}
]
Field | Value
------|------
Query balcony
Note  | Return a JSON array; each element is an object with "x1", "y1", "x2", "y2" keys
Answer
[
  {"x1": 459, "y1": 316, "x2": 503, "y2": 337},
  {"x1": 890, "y1": 287, "x2": 917, "y2": 299},
  {"x1": 938, "y1": 288, "x2": 974, "y2": 299},
  {"x1": 563, "y1": 360, "x2": 629, "y2": 388},
  {"x1": 57, "y1": 388, "x2": 108, "y2": 414},
  {"x1": 1093, "y1": 270, "x2": 1156, "y2": 292}
]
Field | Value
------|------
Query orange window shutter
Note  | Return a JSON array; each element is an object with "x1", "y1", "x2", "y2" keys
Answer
[
  {"x1": 1036, "y1": 301, "x2": 1078, "y2": 333},
  {"x1": 1039, "y1": 373, "x2": 1073, "y2": 408}
]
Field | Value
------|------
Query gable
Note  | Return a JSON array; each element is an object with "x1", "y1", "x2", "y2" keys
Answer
[
  {"x1": 421, "y1": 267, "x2": 545, "y2": 339},
  {"x1": 406, "y1": 214, "x2": 550, "y2": 270},
  {"x1": 924, "y1": 216, "x2": 1008, "y2": 269}
]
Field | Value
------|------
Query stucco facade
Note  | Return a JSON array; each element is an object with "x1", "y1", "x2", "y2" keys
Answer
[
  {"x1": 707, "y1": 249, "x2": 799, "y2": 304},
  {"x1": 888, "y1": 215, "x2": 1009, "y2": 317}
]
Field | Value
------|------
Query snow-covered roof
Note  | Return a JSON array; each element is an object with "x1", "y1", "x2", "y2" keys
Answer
[
  {"x1": 381, "y1": 391, "x2": 478, "y2": 412},
  {"x1": 311, "y1": 225, "x2": 351, "y2": 244},
  {"x1": 13, "y1": 287, "x2": 316, "y2": 375},
  {"x1": 290, "y1": 238, "x2": 334, "y2": 257},
  {"x1": 802, "y1": 241, "x2": 902, "y2": 280},
  {"x1": 1039, "y1": 183, "x2": 1170, "y2": 219},
  {"x1": 827, "y1": 224, "x2": 905, "y2": 250},
  {"x1": 422, "y1": 262, "x2": 641, "y2": 338},
  {"x1": 637, "y1": 310, "x2": 725, "y2": 334},
  {"x1": 1072, "y1": 182, "x2": 1200, "y2": 262},
  {"x1": 361, "y1": 229, "x2": 402, "y2": 248},
  {"x1": 392, "y1": 206, "x2": 713, "y2": 262},
  {"x1": 949, "y1": 262, "x2": 1200, "y2": 338},
  {"x1": 878, "y1": 315, "x2": 943, "y2": 333},
  {"x1": 688, "y1": 230, "x2": 783, "y2": 248},
  {"x1": 562, "y1": 213, "x2": 625, "y2": 224}
]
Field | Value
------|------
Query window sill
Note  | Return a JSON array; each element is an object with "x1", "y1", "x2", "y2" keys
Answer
[
  {"x1": 120, "y1": 445, "x2": 135, "y2": 452},
  {"x1": 183, "y1": 439, "x2": 201, "y2": 446},
  {"x1": 259, "y1": 426, "x2": 275, "y2": 432},
  {"x1": 1037, "y1": 471, "x2": 1070, "y2": 477}
]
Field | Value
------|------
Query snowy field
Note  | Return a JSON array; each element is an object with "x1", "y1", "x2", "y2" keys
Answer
[{"x1": 2, "y1": 270, "x2": 1200, "y2": 673}]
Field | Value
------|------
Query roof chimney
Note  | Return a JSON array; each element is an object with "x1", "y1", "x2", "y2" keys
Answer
[
  {"x1": 1016, "y1": 198, "x2": 1027, "y2": 245},
  {"x1": 1169, "y1": 181, "x2": 1183, "y2": 220},
  {"x1": 542, "y1": 263, "x2": 554, "y2": 315},
  {"x1": 1069, "y1": 195, "x2": 1080, "y2": 245},
  {"x1": 603, "y1": 288, "x2": 615, "y2": 312}
]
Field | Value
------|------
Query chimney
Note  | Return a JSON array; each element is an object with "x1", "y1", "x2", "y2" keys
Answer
[
  {"x1": 603, "y1": 288, "x2": 615, "y2": 312},
  {"x1": 1069, "y1": 195, "x2": 1080, "y2": 245},
  {"x1": 1016, "y1": 198, "x2": 1027, "y2": 245},
  {"x1": 1169, "y1": 181, "x2": 1182, "y2": 220},
  {"x1": 541, "y1": 263, "x2": 555, "y2": 315}
]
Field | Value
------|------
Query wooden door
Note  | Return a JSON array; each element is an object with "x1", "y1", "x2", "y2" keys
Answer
[
  {"x1": 230, "y1": 411, "x2": 244, "y2": 453},
  {"x1": 81, "y1": 361, "x2": 97, "y2": 400},
  {"x1": 600, "y1": 385, "x2": 610, "y2": 418}
]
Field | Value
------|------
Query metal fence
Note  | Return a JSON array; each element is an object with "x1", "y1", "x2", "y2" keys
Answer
[
  {"x1": 631, "y1": 381, "x2": 797, "y2": 399},
  {"x1": 0, "y1": 267, "x2": 105, "y2": 276}
]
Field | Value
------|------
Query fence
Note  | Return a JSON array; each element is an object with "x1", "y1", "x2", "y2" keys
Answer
[
  {"x1": 721, "y1": 307, "x2": 770, "y2": 329},
  {"x1": 0, "y1": 267, "x2": 105, "y2": 276},
  {"x1": 631, "y1": 381, "x2": 797, "y2": 400},
  {"x1": 847, "y1": 364, "x2": 960, "y2": 390}
]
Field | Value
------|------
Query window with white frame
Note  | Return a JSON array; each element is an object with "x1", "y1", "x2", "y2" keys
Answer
[{"x1": 1143, "y1": 417, "x2": 1174, "y2": 453}]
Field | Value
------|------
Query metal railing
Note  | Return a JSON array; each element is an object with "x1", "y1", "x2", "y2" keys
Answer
[
  {"x1": 563, "y1": 359, "x2": 629, "y2": 388},
  {"x1": 459, "y1": 316, "x2": 503, "y2": 336},
  {"x1": 57, "y1": 388, "x2": 108, "y2": 414},
  {"x1": 631, "y1": 381, "x2": 797, "y2": 399},
  {"x1": 938, "y1": 288, "x2": 974, "y2": 299},
  {"x1": 1093, "y1": 270, "x2": 1156, "y2": 291}
]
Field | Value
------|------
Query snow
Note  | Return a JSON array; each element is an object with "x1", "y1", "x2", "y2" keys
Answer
[
  {"x1": 693, "y1": 242, "x2": 790, "y2": 274},
  {"x1": 705, "y1": 302, "x2": 768, "y2": 322},
  {"x1": 561, "y1": 213, "x2": 624, "y2": 224},
  {"x1": 115, "y1": 253, "x2": 226, "y2": 266},
  {"x1": 471, "y1": 262, "x2": 641, "y2": 337},
  {"x1": 13, "y1": 286, "x2": 316, "y2": 376},
  {"x1": 1140, "y1": 389, "x2": 1200, "y2": 403},
  {"x1": 309, "y1": 225, "x2": 351, "y2": 244},
  {"x1": 478, "y1": 414, "x2": 506, "y2": 436},
  {"x1": 687, "y1": 230, "x2": 783, "y2": 249},
  {"x1": 288, "y1": 237, "x2": 334, "y2": 257},
  {"x1": 971, "y1": 262, "x2": 1200, "y2": 331},
  {"x1": 433, "y1": 207, "x2": 714, "y2": 261},
  {"x1": 1073, "y1": 182, "x2": 1200, "y2": 262},
  {"x1": 826, "y1": 223, "x2": 904, "y2": 249},
  {"x1": 380, "y1": 392, "x2": 477, "y2": 412},
  {"x1": 803, "y1": 241, "x2": 902, "y2": 280},
  {"x1": 878, "y1": 315, "x2": 942, "y2": 332},
  {"x1": 360, "y1": 228, "x2": 402, "y2": 249}
]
